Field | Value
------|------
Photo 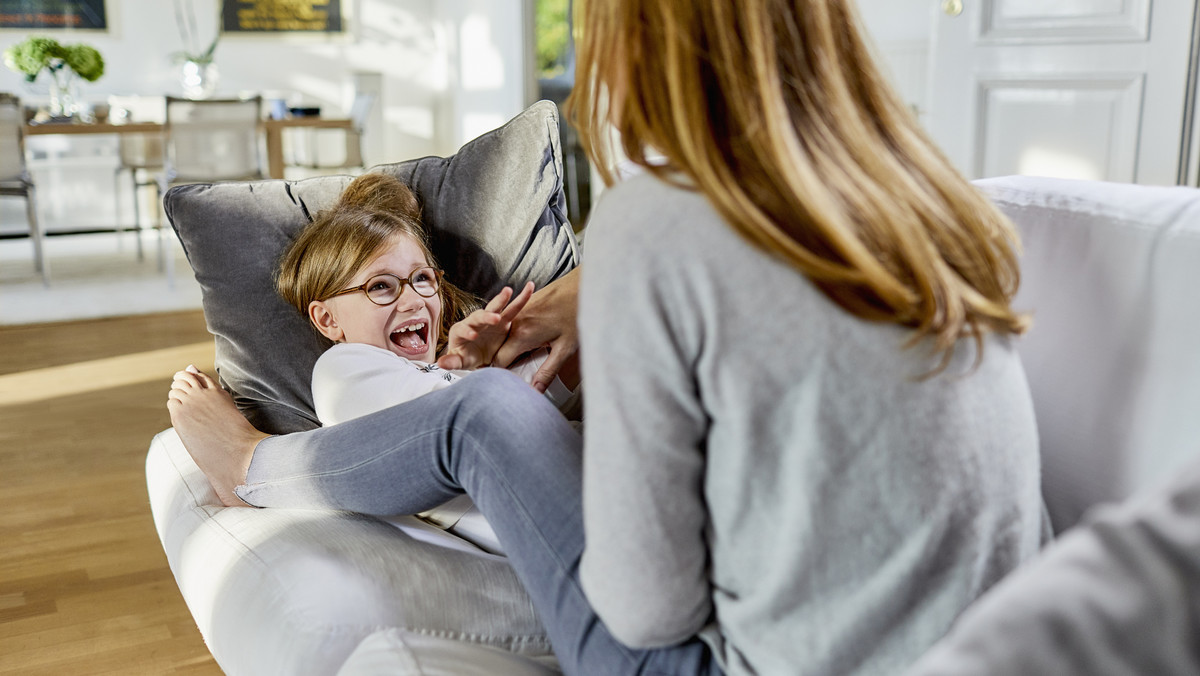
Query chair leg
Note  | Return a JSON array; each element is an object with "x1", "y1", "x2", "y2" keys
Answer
[
  {"x1": 25, "y1": 185, "x2": 48, "y2": 286},
  {"x1": 153, "y1": 180, "x2": 165, "y2": 273},
  {"x1": 164, "y1": 229, "x2": 175, "y2": 290},
  {"x1": 113, "y1": 168, "x2": 126, "y2": 254},
  {"x1": 130, "y1": 170, "x2": 145, "y2": 262},
  {"x1": 154, "y1": 182, "x2": 174, "y2": 288}
]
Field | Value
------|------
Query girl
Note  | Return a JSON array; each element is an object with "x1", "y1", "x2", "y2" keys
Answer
[
  {"x1": 274, "y1": 172, "x2": 579, "y2": 428},
  {"x1": 281, "y1": 172, "x2": 581, "y2": 551}
]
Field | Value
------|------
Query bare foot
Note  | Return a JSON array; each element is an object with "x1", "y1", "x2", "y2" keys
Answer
[{"x1": 167, "y1": 365, "x2": 268, "y2": 508}]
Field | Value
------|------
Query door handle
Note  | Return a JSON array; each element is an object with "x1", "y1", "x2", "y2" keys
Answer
[{"x1": 942, "y1": 0, "x2": 963, "y2": 16}]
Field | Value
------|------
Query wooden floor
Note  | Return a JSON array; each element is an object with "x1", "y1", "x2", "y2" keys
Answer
[{"x1": 0, "y1": 310, "x2": 222, "y2": 674}]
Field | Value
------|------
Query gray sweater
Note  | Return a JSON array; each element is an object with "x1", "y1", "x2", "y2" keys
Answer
[
  {"x1": 905, "y1": 455, "x2": 1200, "y2": 676},
  {"x1": 577, "y1": 174, "x2": 1048, "y2": 675}
]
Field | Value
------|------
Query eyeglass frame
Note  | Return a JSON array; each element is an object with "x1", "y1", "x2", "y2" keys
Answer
[{"x1": 321, "y1": 267, "x2": 444, "y2": 306}]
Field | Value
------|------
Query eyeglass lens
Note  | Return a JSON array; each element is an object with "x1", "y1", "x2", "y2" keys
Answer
[{"x1": 365, "y1": 268, "x2": 439, "y2": 304}]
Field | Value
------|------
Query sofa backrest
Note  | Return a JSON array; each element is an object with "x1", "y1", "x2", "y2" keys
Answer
[{"x1": 976, "y1": 176, "x2": 1200, "y2": 532}]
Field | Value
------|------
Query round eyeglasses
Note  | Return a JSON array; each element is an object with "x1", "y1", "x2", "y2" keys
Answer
[{"x1": 323, "y1": 267, "x2": 443, "y2": 306}]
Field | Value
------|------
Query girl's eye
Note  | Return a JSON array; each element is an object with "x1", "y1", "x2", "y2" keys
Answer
[{"x1": 369, "y1": 281, "x2": 393, "y2": 292}]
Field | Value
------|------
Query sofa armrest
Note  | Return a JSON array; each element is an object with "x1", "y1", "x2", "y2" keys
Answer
[{"x1": 146, "y1": 428, "x2": 557, "y2": 675}]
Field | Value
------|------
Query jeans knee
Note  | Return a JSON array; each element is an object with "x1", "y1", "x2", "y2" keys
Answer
[
  {"x1": 438, "y1": 368, "x2": 557, "y2": 474},
  {"x1": 447, "y1": 368, "x2": 549, "y2": 430}
]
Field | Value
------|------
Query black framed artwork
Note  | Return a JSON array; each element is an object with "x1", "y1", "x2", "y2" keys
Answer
[
  {"x1": 0, "y1": 0, "x2": 106, "y2": 30},
  {"x1": 222, "y1": 0, "x2": 342, "y2": 34}
]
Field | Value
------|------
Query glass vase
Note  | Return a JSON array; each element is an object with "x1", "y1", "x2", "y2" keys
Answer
[
  {"x1": 180, "y1": 60, "x2": 219, "y2": 100},
  {"x1": 47, "y1": 65, "x2": 79, "y2": 119}
]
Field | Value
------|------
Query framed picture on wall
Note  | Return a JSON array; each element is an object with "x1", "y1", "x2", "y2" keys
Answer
[
  {"x1": 0, "y1": 0, "x2": 106, "y2": 30},
  {"x1": 222, "y1": 0, "x2": 342, "y2": 34}
]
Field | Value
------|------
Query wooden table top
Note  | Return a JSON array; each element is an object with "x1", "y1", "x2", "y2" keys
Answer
[
  {"x1": 23, "y1": 121, "x2": 164, "y2": 135},
  {"x1": 22, "y1": 116, "x2": 354, "y2": 179},
  {"x1": 264, "y1": 117, "x2": 353, "y2": 131},
  {"x1": 24, "y1": 117, "x2": 352, "y2": 135}
]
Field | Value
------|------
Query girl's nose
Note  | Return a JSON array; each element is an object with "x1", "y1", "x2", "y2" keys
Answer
[{"x1": 393, "y1": 285, "x2": 425, "y2": 312}]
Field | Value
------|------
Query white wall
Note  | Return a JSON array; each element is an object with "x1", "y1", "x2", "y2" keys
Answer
[
  {"x1": 0, "y1": 0, "x2": 528, "y2": 231},
  {"x1": 0, "y1": 0, "x2": 528, "y2": 164},
  {"x1": 856, "y1": 0, "x2": 934, "y2": 42},
  {"x1": 433, "y1": 0, "x2": 530, "y2": 150},
  {"x1": 855, "y1": 0, "x2": 935, "y2": 118}
]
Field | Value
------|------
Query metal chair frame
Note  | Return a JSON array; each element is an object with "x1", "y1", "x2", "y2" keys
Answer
[
  {"x1": 0, "y1": 93, "x2": 47, "y2": 285},
  {"x1": 108, "y1": 95, "x2": 166, "y2": 262},
  {"x1": 156, "y1": 95, "x2": 265, "y2": 283}
]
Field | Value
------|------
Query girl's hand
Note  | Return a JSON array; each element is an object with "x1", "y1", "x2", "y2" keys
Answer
[{"x1": 439, "y1": 282, "x2": 535, "y2": 370}]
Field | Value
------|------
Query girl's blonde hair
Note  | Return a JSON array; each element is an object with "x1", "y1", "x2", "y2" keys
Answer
[
  {"x1": 568, "y1": 0, "x2": 1029, "y2": 365},
  {"x1": 276, "y1": 173, "x2": 479, "y2": 356}
]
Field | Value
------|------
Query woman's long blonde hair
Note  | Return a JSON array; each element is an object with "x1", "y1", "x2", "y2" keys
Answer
[{"x1": 567, "y1": 0, "x2": 1028, "y2": 362}]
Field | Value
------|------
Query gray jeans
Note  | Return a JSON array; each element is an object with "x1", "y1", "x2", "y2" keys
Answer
[{"x1": 237, "y1": 368, "x2": 721, "y2": 676}]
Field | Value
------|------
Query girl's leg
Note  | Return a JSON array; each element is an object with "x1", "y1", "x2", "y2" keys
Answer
[
  {"x1": 177, "y1": 367, "x2": 719, "y2": 675},
  {"x1": 437, "y1": 371, "x2": 723, "y2": 676}
]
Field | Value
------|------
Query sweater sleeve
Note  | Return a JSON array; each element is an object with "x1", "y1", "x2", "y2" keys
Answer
[
  {"x1": 311, "y1": 343, "x2": 458, "y2": 425},
  {"x1": 577, "y1": 189, "x2": 713, "y2": 648}
]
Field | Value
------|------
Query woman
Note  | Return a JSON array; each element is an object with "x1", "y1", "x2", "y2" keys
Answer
[
  {"x1": 170, "y1": 0, "x2": 1047, "y2": 673},
  {"x1": 559, "y1": 0, "x2": 1049, "y2": 672}
]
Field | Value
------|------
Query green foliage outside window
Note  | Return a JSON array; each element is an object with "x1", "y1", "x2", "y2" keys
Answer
[{"x1": 536, "y1": 0, "x2": 570, "y2": 79}]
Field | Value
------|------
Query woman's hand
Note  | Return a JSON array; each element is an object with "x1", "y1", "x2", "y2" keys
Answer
[
  {"x1": 440, "y1": 282, "x2": 535, "y2": 371},
  {"x1": 493, "y1": 267, "x2": 581, "y2": 393}
]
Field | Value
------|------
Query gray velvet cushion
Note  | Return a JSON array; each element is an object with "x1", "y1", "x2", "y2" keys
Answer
[{"x1": 165, "y1": 100, "x2": 579, "y2": 435}]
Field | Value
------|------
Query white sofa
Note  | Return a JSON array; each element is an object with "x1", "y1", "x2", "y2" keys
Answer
[
  {"x1": 147, "y1": 174, "x2": 1200, "y2": 673},
  {"x1": 978, "y1": 175, "x2": 1200, "y2": 534}
]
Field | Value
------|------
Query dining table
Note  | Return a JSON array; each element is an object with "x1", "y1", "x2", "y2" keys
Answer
[{"x1": 22, "y1": 117, "x2": 354, "y2": 180}]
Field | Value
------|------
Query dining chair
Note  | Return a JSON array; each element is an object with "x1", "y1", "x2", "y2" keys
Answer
[
  {"x1": 285, "y1": 92, "x2": 375, "y2": 173},
  {"x1": 0, "y1": 93, "x2": 47, "y2": 285},
  {"x1": 161, "y1": 95, "x2": 264, "y2": 185},
  {"x1": 157, "y1": 95, "x2": 265, "y2": 282},
  {"x1": 108, "y1": 94, "x2": 165, "y2": 262}
]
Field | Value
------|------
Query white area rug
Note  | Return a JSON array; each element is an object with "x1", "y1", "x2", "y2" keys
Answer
[{"x1": 0, "y1": 231, "x2": 203, "y2": 326}]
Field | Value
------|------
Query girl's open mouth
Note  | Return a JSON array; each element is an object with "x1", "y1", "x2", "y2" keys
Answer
[{"x1": 390, "y1": 321, "x2": 429, "y2": 354}]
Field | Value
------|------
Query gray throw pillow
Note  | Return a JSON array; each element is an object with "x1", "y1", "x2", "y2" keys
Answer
[{"x1": 165, "y1": 100, "x2": 579, "y2": 435}]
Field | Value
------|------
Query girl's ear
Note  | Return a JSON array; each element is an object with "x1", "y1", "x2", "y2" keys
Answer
[{"x1": 309, "y1": 301, "x2": 344, "y2": 342}]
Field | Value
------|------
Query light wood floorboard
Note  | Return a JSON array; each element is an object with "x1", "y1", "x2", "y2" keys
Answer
[{"x1": 0, "y1": 310, "x2": 222, "y2": 674}]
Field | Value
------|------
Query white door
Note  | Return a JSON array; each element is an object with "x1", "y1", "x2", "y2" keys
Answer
[{"x1": 928, "y1": 0, "x2": 1198, "y2": 185}]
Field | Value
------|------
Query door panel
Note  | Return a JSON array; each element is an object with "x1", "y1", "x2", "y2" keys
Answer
[
  {"x1": 976, "y1": 75, "x2": 1143, "y2": 180},
  {"x1": 984, "y1": 0, "x2": 1148, "y2": 41},
  {"x1": 930, "y1": 0, "x2": 1196, "y2": 185}
]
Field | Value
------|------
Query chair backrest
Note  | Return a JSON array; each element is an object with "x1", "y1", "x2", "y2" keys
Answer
[
  {"x1": 108, "y1": 94, "x2": 166, "y2": 123},
  {"x1": 164, "y1": 96, "x2": 264, "y2": 182},
  {"x1": 348, "y1": 92, "x2": 376, "y2": 133},
  {"x1": 976, "y1": 176, "x2": 1200, "y2": 533},
  {"x1": 0, "y1": 93, "x2": 30, "y2": 184},
  {"x1": 343, "y1": 93, "x2": 377, "y2": 168},
  {"x1": 289, "y1": 94, "x2": 374, "y2": 170},
  {"x1": 109, "y1": 95, "x2": 166, "y2": 169}
]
